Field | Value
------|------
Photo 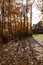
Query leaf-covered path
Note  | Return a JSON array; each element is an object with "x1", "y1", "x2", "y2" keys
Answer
[{"x1": 0, "y1": 37, "x2": 43, "y2": 65}]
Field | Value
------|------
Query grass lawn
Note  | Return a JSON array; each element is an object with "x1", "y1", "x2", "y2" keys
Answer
[
  {"x1": 33, "y1": 34, "x2": 43, "y2": 39},
  {"x1": 32, "y1": 34, "x2": 43, "y2": 44}
]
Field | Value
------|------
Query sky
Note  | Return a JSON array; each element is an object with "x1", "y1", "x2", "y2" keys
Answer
[
  {"x1": 23, "y1": 0, "x2": 41, "y2": 25},
  {"x1": 32, "y1": 0, "x2": 41, "y2": 25}
]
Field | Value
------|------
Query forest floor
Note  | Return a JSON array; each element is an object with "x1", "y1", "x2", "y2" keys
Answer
[{"x1": 0, "y1": 34, "x2": 43, "y2": 65}]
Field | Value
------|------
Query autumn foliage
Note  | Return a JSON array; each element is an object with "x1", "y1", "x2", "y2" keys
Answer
[{"x1": 0, "y1": 0, "x2": 31, "y2": 37}]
